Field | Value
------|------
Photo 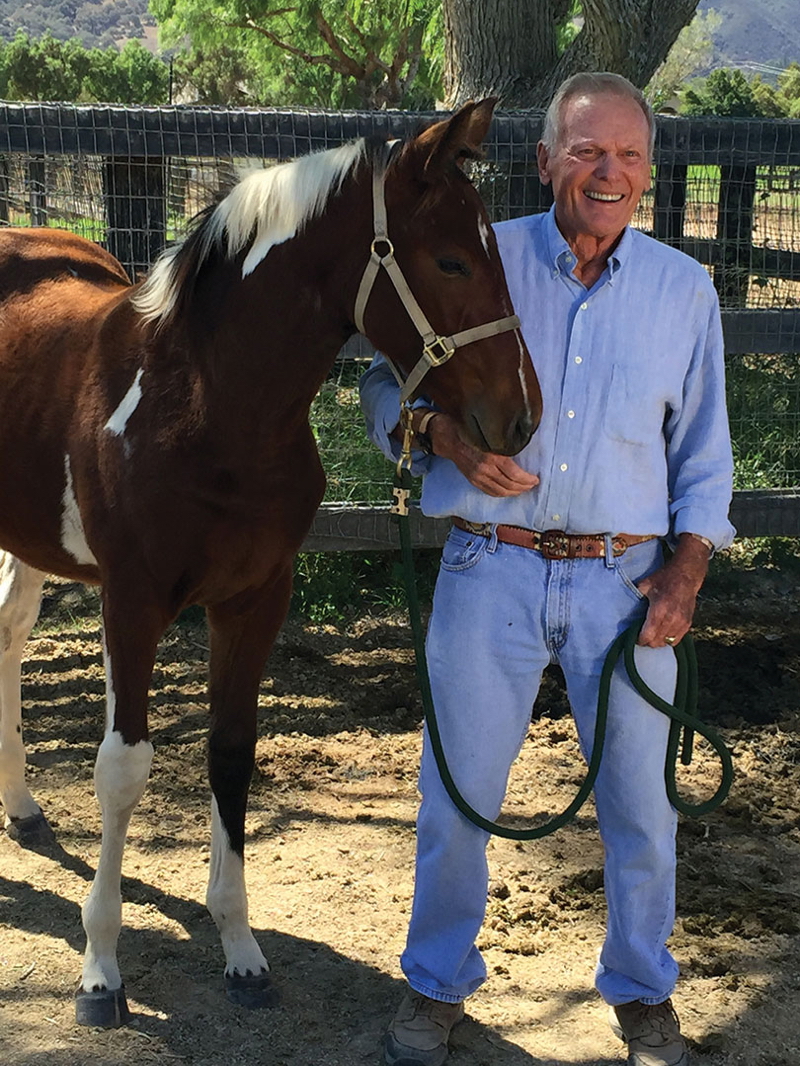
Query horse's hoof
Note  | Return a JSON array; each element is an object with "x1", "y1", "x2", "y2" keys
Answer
[
  {"x1": 6, "y1": 812, "x2": 56, "y2": 849},
  {"x1": 225, "y1": 971, "x2": 280, "y2": 1010},
  {"x1": 75, "y1": 985, "x2": 131, "y2": 1027}
]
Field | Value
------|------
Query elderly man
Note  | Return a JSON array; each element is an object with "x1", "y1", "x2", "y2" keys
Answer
[{"x1": 360, "y1": 72, "x2": 734, "y2": 1066}]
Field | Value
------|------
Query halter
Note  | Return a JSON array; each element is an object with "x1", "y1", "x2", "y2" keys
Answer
[{"x1": 354, "y1": 142, "x2": 522, "y2": 407}]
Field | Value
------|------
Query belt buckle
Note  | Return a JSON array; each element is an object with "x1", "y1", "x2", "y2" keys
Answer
[{"x1": 540, "y1": 529, "x2": 571, "y2": 560}]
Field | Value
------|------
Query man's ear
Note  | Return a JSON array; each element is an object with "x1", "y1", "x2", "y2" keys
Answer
[
  {"x1": 407, "y1": 97, "x2": 498, "y2": 182},
  {"x1": 536, "y1": 141, "x2": 552, "y2": 186}
]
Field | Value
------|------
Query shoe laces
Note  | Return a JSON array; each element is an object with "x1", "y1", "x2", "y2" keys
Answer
[
  {"x1": 625, "y1": 999, "x2": 681, "y2": 1045},
  {"x1": 408, "y1": 993, "x2": 460, "y2": 1027}
]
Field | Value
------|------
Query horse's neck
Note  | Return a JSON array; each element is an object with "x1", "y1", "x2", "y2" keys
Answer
[{"x1": 174, "y1": 176, "x2": 372, "y2": 415}]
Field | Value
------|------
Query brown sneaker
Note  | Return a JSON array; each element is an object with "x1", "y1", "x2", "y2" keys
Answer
[
  {"x1": 609, "y1": 999, "x2": 689, "y2": 1066},
  {"x1": 384, "y1": 991, "x2": 465, "y2": 1066}
]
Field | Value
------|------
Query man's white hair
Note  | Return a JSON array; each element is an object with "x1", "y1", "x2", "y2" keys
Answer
[{"x1": 541, "y1": 72, "x2": 656, "y2": 159}]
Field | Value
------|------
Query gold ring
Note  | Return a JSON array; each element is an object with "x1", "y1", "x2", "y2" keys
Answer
[{"x1": 664, "y1": 635, "x2": 677, "y2": 645}]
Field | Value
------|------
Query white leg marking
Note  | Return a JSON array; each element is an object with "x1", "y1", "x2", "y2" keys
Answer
[
  {"x1": 0, "y1": 554, "x2": 45, "y2": 825},
  {"x1": 104, "y1": 368, "x2": 144, "y2": 437},
  {"x1": 61, "y1": 455, "x2": 98, "y2": 566},
  {"x1": 206, "y1": 797, "x2": 269, "y2": 977},
  {"x1": 81, "y1": 726, "x2": 153, "y2": 993}
]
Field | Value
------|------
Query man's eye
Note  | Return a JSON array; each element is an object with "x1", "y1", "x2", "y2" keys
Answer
[{"x1": 436, "y1": 257, "x2": 471, "y2": 277}]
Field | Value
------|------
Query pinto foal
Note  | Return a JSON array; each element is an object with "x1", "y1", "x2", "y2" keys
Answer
[{"x1": 0, "y1": 100, "x2": 540, "y2": 1025}]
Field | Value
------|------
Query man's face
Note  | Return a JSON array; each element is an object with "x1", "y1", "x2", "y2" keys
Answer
[{"x1": 537, "y1": 92, "x2": 652, "y2": 245}]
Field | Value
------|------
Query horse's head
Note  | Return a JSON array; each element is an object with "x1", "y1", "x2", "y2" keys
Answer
[{"x1": 357, "y1": 100, "x2": 542, "y2": 456}]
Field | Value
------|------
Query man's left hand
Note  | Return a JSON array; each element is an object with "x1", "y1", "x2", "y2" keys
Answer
[{"x1": 636, "y1": 534, "x2": 711, "y2": 648}]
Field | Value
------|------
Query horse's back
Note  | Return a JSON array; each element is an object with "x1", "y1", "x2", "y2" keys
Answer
[{"x1": 0, "y1": 227, "x2": 131, "y2": 303}]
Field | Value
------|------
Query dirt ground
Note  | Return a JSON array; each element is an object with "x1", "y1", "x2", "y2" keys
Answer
[{"x1": 1, "y1": 560, "x2": 800, "y2": 1066}]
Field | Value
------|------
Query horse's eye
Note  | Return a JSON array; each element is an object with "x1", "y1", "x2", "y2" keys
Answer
[{"x1": 436, "y1": 257, "x2": 471, "y2": 277}]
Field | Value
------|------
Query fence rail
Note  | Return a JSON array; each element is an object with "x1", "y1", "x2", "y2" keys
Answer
[{"x1": 1, "y1": 103, "x2": 799, "y2": 544}]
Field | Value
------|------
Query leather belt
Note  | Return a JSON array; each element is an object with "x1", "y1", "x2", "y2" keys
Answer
[{"x1": 452, "y1": 517, "x2": 657, "y2": 560}]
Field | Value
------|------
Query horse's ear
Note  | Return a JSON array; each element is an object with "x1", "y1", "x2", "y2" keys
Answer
[{"x1": 410, "y1": 97, "x2": 498, "y2": 181}]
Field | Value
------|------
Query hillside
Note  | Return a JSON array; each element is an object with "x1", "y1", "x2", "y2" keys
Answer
[
  {"x1": 699, "y1": 0, "x2": 800, "y2": 71},
  {"x1": 0, "y1": 0, "x2": 156, "y2": 50}
]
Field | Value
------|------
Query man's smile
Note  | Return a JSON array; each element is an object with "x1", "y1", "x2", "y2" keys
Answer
[{"x1": 584, "y1": 190, "x2": 624, "y2": 202}]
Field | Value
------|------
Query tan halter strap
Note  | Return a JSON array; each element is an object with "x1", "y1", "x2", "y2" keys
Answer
[{"x1": 354, "y1": 142, "x2": 521, "y2": 405}]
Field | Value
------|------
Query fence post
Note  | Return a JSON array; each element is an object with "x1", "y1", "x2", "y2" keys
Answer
[
  {"x1": 29, "y1": 157, "x2": 47, "y2": 226},
  {"x1": 715, "y1": 163, "x2": 757, "y2": 308},
  {"x1": 653, "y1": 161, "x2": 687, "y2": 248},
  {"x1": 0, "y1": 156, "x2": 8, "y2": 224},
  {"x1": 103, "y1": 157, "x2": 166, "y2": 281}
]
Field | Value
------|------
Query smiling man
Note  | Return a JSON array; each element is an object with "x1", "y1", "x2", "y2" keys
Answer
[{"x1": 360, "y1": 73, "x2": 734, "y2": 1066}]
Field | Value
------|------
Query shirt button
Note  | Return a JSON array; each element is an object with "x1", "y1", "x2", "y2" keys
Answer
[
  {"x1": 575, "y1": 356, "x2": 583, "y2": 364},
  {"x1": 552, "y1": 513, "x2": 561, "y2": 521},
  {"x1": 560, "y1": 463, "x2": 568, "y2": 472},
  {"x1": 580, "y1": 302, "x2": 588, "y2": 310},
  {"x1": 567, "y1": 410, "x2": 575, "y2": 418}
]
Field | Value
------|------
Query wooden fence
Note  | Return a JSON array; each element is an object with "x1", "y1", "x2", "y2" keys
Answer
[{"x1": 1, "y1": 104, "x2": 799, "y2": 545}]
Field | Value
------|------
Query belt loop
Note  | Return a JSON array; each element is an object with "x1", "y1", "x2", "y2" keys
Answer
[
  {"x1": 487, "y1": 524, "x2": 499, "y2": 553},
  {"x1": 603, "y1": 533, "x2": 616, "y2": 569}
]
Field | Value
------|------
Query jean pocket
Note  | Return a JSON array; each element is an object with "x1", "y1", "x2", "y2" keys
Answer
[
  {"x1": 614, "y1": 558, "x2": 647, "y2": 601},
  {"x1": 613, "y1": 540, "x2": 664, "y2": 602},
  {"x1": 440, "y1": 526, "x2": 489, "y2": 572}
]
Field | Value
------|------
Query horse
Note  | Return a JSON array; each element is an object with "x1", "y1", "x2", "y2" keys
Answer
[{"x1": 0, "y1": 98, "x2": 542, "y2": 1027}]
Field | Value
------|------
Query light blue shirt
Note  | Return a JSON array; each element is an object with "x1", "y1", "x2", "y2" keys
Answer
[{"x1": 360, "y1": 206, "x2": 735, "y2": 550}]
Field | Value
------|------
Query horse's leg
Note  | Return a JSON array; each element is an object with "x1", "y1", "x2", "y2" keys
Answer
[
  {"x1": 205, "y1": 569, "x2": 292, "y2": 1009},
  {"x1": 0, "y1": 552, "x2": 51, "y2": 846},
  {"x1": 76, "y1": 587, "x2": 164, "y2": 1028}
]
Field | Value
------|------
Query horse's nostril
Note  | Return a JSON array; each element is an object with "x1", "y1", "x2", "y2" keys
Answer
[{"x1": 513, "y1": 410, "x2": 536, "y2": 450}]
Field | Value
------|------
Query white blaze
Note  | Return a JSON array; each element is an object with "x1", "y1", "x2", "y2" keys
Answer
[
  {"x1": 478, "y1": 216, "x2": 492, "y2": 256},
  {"x1": 104, "y1": 368, "x2": 144, "y2": 436}
]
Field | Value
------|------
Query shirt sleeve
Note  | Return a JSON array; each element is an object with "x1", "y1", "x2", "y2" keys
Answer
[
  {"x1": 666, "y1": 285, "x2": 736, "y2": 551},
  {"x1": 358, "y1": 352, "x2": 434, "y2": 476}
]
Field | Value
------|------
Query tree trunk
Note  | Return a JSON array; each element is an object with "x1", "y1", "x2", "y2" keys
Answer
[
  {"x1": 444, "y1": 0, "x2": 699, "y2": 108},
  {"x1": 443, "y1": 0, "x2": 572, "y2": 106}
]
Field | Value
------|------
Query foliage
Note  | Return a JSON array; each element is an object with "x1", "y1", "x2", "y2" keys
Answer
[
  {"x1": 681, "y1": 63, "x2": 800, "y2": 118},
  {"x1": 291, "y1": 549, "x2": 440, "y2": 621},
  {"x1": 555, "y1": 1, "x2": 582, "y2": 55},
  {"x1": 151, "y1": 0, "x2": 442, "y2": 108},
  {"x1": 682, "y1": 67, "x2": 765, "y2": 117},
  {"x1": 646, "y1": 7, "x2": 721, "y2": 112},
  {"x1": 0, "y1": 31, "x2": 168, "y2": 103},
  {"x1": 751, "y1": 62, "x2": 800, "y2": 119}
]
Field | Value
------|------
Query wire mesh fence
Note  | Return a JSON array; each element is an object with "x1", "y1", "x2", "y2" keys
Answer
[{"x1": 1, "y1": 104, "x2": 799, "y2": 507}]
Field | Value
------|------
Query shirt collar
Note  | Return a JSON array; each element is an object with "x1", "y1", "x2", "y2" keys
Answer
[{"x1": 544, "y1": 203, "x2": 631, "y2": 279}]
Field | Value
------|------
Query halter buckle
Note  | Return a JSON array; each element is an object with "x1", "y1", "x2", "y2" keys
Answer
[{"x1": 423, "y1": 336, "x2": 456, "y2": 367}]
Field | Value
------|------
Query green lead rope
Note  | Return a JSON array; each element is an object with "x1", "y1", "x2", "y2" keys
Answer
[{"x1": 393, "y1": 468, "x2": 734, "y2": 840}]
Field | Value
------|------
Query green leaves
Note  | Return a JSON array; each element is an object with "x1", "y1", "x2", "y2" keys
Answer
[
  {"x1": 0, "y1": 31, "x2": 169, "y2": 103},
  {"x1": 681, "y1": 63, "x2": 800, "y2": 119},
  {"x1": 152, "y1": 0, "x2": 442, "y2": 108}
]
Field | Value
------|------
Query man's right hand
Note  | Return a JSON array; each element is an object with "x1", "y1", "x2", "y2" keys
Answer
[{"x1": 428, "y1": 412, "x2": 540, "y2": 498}]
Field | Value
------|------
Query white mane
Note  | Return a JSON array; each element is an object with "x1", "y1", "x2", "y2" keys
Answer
[{"x1": 133, "y1": 139, "x2": 367, "y2": 325}]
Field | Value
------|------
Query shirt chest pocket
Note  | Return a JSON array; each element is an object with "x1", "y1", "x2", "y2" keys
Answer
[{"x1": 603, "y1": 362, "x2": 668, "y2": 447}]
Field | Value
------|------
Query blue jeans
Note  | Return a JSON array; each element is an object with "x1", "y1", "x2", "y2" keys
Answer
[{"x1": 401, "y1": 527, "x2": 679, "y2": 1007}]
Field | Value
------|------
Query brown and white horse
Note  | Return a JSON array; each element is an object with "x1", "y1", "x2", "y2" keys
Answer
[{"x1": 0, "y1": 100, "x2": 541, "y2": 1025}]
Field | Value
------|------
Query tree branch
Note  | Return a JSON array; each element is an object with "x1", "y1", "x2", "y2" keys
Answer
[
  {"x1": 314, "y1": 10, "x2": 365, "y2": 80},
  {"x1": 230, "y1": 18, "x2": 347, "y2": 71}
]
